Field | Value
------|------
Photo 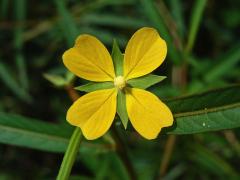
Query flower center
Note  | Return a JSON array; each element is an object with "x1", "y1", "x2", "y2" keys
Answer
[{"x1": 114, "y1": 76, "x2": 126, "y2": 89}]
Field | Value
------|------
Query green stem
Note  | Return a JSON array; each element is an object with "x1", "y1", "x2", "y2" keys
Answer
[
  {"x1": 185, "y1": 0, "x2": 207, "y2": 55},
  {"x1": 57, "y1": 127, "x2": 82, "y2": 180}
]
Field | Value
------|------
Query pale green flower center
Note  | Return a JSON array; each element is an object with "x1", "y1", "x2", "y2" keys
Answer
[{"x1": 114, "y1": 76, "x2": 126, "y2": 89}]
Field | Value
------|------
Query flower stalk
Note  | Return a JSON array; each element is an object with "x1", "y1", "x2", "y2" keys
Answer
[{"x1": 57, "y1": 127, "x2": 83, "y2": 180}]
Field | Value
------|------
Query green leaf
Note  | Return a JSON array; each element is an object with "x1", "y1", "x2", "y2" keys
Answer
[
  {"x1": 169, "y1": 105, "x2": 240, "y2": 134},
  {"x1": 54, "y1": 0, "x2": 78, "y2": 46},
  {"x1": 166, "y1": 84, "x2": 240, "y2": 113},
  {"x1": 169, "y1": 0, "x2": 185, "y2": 38},
  {"x1": 14, "y1": 0, "x2": 29, "y2": 90},
  {"x1": 66, "y1": 72, "x2": 75, "y2": 83},
  {"x1": 191, "y1": 144, "x2": 239, "y2": 177},
  {"x1": 163, "y1": 84, "x2": 240, "y2": 134},
  {"x1": 185, "y1": 0, "x2": 207, "y2": 54},
  {"x1": 127, "y1": 74, "x2": 166, "y2": 89},
  {"x1": 111, "y1": 39, "x2": 124, "y2": 76},
  {"x1": 44, "y1": 71, "x2": 75, "y2": 87},
  {"x1": 117, "y1": 90, "x2": 128, "y2": 129},
  {"x1": 0, "y1": 112, "x2": 71, "y2": 152},
  {"x1": 0, "y1": 112, "x2": 112, "y2": 153},
  {"x1": 0, "y1": 62, "x2": 32, "y2": 103},
  {"x1": 81, "y1": 13, "x2": 148, "y2": 29},
  {"x1": 44, "y1": 73, "x2": 67, "y2": 87},
  {"x1": 204, "y1": 43, "x2": 240, "y2": 82},
  {"x1": 75, "y1": 82, "x2": 114, "y2": 92}
]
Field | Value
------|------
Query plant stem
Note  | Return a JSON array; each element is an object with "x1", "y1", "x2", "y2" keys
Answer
[
  {"x1": 159, "y1": 135, "x2": 176, "y2": 176},
  {"x1": 65, "y1": 84, "x2": 80, "y2": 101},
  {"x1": 223, "y1": 130, "x2": 240, "y2": 157},
  {"x1": 57, "y1": 84, "x2": 81, "y2": 179},
  {"x1": 57, "y1": 127, "x2": 83, "y2": 180}
]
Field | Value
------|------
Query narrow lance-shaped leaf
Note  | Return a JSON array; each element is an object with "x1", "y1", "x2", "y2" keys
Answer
[
  {"x1": 44, "y1": 73, "x2": 67, "y2": 87},
  {"x1": 81, "y1": 14, "x2": 148, "y2": 29},
  {"x1": 185, "y1": 0, "x2": 207, "y2": 54},
  {"x1": 44, "y1": 71, "x2": 75, "y2": 87},
  {"x1": 0, "y1": 112, "x2": 71, "y2": 152},
  {"x1": 14, "y1": 0, "x2": 29, "y2": 90},
  {"x1": 0, "y1": 62, "x2": 32, "y2": 103},
  {"x1": 191, "y1": 144, "x2": 239, "y2": 177},
  {"x1": 75, "y1": 82, "x2": 114, "y2": 92},
  {"x1": 117, "y1": 90, "x2": 128, "y2": 129},
  {"x1": 54, "y1": 0, "x2": 78, "y2": 45},
  {"x1": 111, "y1": 39, "x2": 124, "y2": 76},
  {"x1": 0, "y1": 112, "x2": 112, "y2": 153},
  {"x1": 163, "y1": 84, "x2": 240, "y2": 134},
  {"x1": 127, "y1": 74, "x2": 166, "y2": 89},
  {"x1": 204, "y1": 43, "x2": 240, "y2": 82}
]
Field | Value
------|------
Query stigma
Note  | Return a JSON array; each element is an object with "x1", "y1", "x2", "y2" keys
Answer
[{"x1": 114, "y1": 76, "x2": 126, "y2": 90}]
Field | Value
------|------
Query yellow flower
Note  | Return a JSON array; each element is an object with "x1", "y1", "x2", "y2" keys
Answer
[{"x1": 63, "y1": 27, "x2": 173, "y2": 140}]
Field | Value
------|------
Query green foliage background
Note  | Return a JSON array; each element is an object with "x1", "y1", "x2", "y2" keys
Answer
[{"x1": 0, "y1": 0, "x2": 239, "y2": 179}]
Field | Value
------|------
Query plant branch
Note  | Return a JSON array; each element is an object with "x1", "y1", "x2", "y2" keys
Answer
[
  {"x1": 57, "y1": 127, "x2": 83, "y2": 180},
  {"x1": 159, "y1": 135, "x2": 176, "y2": 177},
  {"x1": 57, "y1": 84, "x2": 81, "y2": 179},
  {"x1": 65, "y1": 84, "x2": 80, "y2": 101}
]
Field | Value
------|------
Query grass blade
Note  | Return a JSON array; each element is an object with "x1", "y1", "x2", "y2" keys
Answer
[
  {"x1": 14, "y1": 0, "x2": 29, "y2": 89},
  {"x1": 204, "y1": 44, "x2": 240, "y2": 82},
  {"x1": 185, "y1": 0, "x2": 207, "y2": 54},
  {"x1": 0, "y1": 112, "x2": 112, "y2": 153},
  {"x1": 169, "y1": 0, "x2": 185, "y2": 39},
  {"x1": 54, "y1": 0, "x2": 78, "y2": 46},
  {"x1": 0, "y1": 62, "x2": 32, "y2": 102},
  {"x1": 140, "y1": 0, "x2": 181, "y2": 64}
]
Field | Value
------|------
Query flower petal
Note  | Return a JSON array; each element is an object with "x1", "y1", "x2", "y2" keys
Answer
[
  {"x1": 125, "y1": 88, "x2": 173, "y2": 139},
  {"x1": 123, "y1": 27, "x2": 167, "y2": 80},
  {"x1": 67, "y1": 89, "x2": 117, "y2": 140},
  {"x1": 63, "y1": 35, "x2": 115, "y2": 82}
]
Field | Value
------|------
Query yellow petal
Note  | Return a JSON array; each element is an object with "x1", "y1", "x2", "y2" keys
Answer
[
  {"x1": 125, "y1": 88, "x2": 173, "y2": 139},
  {"x1": 63, "y1": 35, "x2": 115, "y2": 82},
  {"x1": 123, "y1": 27, "x2": 167, "y2": 80},
  {"x1": 67, "y1": 89, "x2": 117, "y2": 140}
]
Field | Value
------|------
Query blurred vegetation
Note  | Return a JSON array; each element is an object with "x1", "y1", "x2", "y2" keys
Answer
[{"x1": 0, "y1": 0, "x2": 240, "y2": 179}]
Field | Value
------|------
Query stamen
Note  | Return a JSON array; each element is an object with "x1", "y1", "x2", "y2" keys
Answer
[{"x1": 114, "y1": 76, "x2": 126, "y2": 90}]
